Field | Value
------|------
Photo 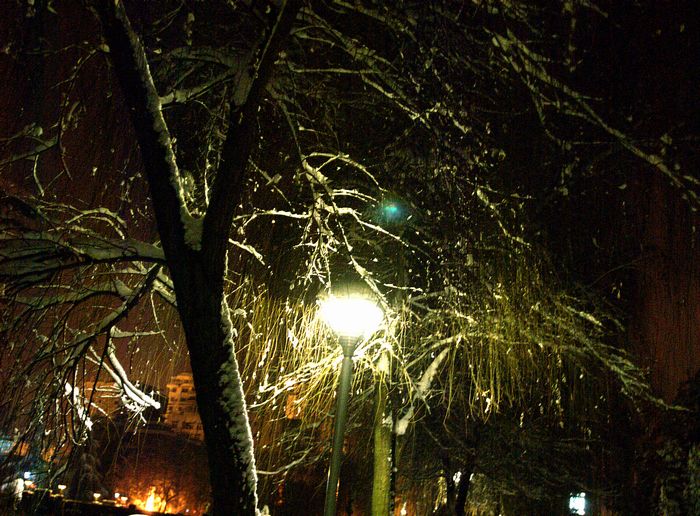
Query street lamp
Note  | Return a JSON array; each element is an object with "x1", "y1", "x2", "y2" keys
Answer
[{"x1": 319, "y1": 291, "x2": 384, "y2": 516}]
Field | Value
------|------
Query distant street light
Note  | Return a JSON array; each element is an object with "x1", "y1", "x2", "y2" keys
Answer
[
  {"x1": 319, "y1": 290, "x2": 383, "y2": 516},
  {"x1": 93, "y1": 492, "x2": 101, "y2": 502}
]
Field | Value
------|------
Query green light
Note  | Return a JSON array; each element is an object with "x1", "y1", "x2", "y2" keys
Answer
[
  {"x1": 381, "y1": 203, "x2": 403, "y2": 222},
  {"x1": 384, "y1": 204, "x2": 399, "y2": 215},
  {"x1": 378, "y1": 200, "x2": 407, "y2": 226}
]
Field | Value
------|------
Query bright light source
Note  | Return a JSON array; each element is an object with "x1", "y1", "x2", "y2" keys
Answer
[
  {"x1": 379, "y1": 200, "x2": 406, "y2": 224},
  {"x1": 23, "y1": 471, "x2": 31, "y2": 480},
  {"x1": 569, "y1": 492, "x2": 586, "y2": 515},
  {"x1": 115, "y1": 492, "x2": 120, "y2": 498},
  {"x1": 93, "y1": 492, "x2": 101, "y2": 501},
  {"x1": 145, "y1": 488, "x2": 156, "y2": 511},
  {"x1": 383, "y1": 203, "x2": 401, "y2": 218},
  {"x1": 57, "y1": 484, "x2": 66, "y2": 492},
  {"x1": 318, "y1": 295, "x2": 383, "y2": 338}
]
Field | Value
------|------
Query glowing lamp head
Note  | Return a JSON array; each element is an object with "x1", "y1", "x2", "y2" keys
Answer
[
  {"x1": 318, "y1": 294, "x2": 383, "y2": 338},
  {"x1": 569, "y1": 492, "x2": 587, "y2": 515}
]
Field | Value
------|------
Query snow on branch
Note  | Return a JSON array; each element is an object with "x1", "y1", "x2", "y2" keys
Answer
[
  {"x1": 0, "y1": 231, "x2": 165, "y2": 292},
  {"x1": 159, "y1": 50, "x2": 253, "y2": 106},
  {"x1": 63, "y1": 383, "x2": 94, "y2": 440},
  {"x1": 62, "y1": 207, "x2": 127, "y2": 238},
  {"x1": 87, "y1": 335, "x2": 161, "y2": 420},
  {"x1": 57, "y1": 265, "x2": 161, "y2": 370},
  {"x1": 94, "y1": 0, "x2": 202, "y2": 251},
  {"x1": 201, "y1": 0, "x2": 302, "y2": 273},
  {"x1": 395, "y1": 346, "x2": 451, "y2": 435},
  {"x1": 153, "y1": 269, "x2": 177, "y2": 306},
  {"x1": 474, "y1": 187, "x2": 530, "y2": 247},
  {"x1": 304, "y1": 152, "x2": 380, "y2": 186},
  {"x1": 490, "y1": 29, "x2": 699, "y2": 206},
  {"x1": 0, "y1": 134, "x2": 58, "y2": 168},
  {"x1": 229, "y1": 238, "x2": 266, "y2": 265}
]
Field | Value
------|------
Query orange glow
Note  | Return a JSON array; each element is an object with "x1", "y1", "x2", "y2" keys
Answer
[
  {"x1": 145, "y1": 489, "x2": 155, "y2": 511},
  {"x1": 124, "y1": 484, "x2": 205, "y2": 514},
  {"x1": 131, "y1": 486, "x2": 165, "y2": 513}
]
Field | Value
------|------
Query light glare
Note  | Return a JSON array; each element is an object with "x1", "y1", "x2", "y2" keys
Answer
[
  {"x1": 569, "y1": 492, "x2": 586, "y2": 515},
  {"x1": 318, "y1": 295, "x2": 383, "y2": 337}
]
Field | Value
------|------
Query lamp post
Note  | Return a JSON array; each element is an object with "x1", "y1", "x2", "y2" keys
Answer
[{"x1": 319, "y1": 293, "x2": 383, "y2": 516}]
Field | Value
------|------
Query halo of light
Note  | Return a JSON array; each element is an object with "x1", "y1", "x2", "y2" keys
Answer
[{"x1": 318, "y1": 295, "x2": 383, "y2": 338}]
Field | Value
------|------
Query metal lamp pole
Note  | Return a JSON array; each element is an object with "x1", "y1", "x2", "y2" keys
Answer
[
  {"x1": 323, "y1": 335, "x2": 358, "y2": 516},
  {"x1": 318, "y1": 291, "x2": 383, "y2": 515}
]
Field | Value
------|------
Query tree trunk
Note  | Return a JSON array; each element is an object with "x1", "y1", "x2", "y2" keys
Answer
[
  {"x1": 454, "y1": 470, "x2": 471, "y2": 516},
  {"x1": 373, "y1": 217, "x2": 408, "y2": 515},
  {"x1": 93, "y1": 1, "x2": 301, "y2": 513},
  {"x1": 372, "y1": 364, "x2": 392, "y2": 515},
  {"x1": 441, "y1": 457, "x2": 473, "y2": 516},
  {"x1": 175, "y1": 258, "x2": 258, "y2": 515}
]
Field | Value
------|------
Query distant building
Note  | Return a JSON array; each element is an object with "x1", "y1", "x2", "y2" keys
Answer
[
  {"x1": 163, "y1": 372, "x2": 301, "y2": 442},
  {"x1": 164, "y1": 373, "x2": 204, "y2": 441}
]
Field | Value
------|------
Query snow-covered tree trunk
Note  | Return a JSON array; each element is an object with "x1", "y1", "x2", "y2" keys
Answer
[
  {"x1": 176, "y1": 266, "x2": 258, "y2": 514},
  {"x1": 92, "y1": 1, "x2": 300, "y2": 513}
]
